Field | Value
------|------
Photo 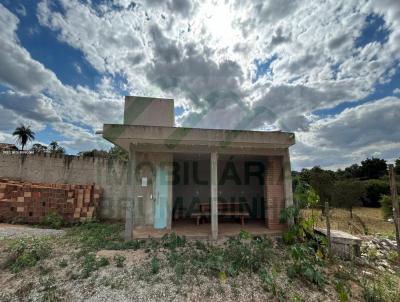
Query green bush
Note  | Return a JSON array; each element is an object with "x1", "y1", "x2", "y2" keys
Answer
[
  {"x1": 161, "y1": 233, "x2": 186, "y2": 250},
  {"x1": 41, "y1": 212, "x2": 64, "y2": 229},
  {"x1": 113, "y1": 254, "x2": 126, "y2": 268},
  {"x1": 379, "y1": 195, "x2": 394, "y2": 220},
  {"x1": 334, "y1": 279, "x2": 350, "y2": 302},
  {"x1": 8, "y1": 237, "x2": 51, "y2": 273},
  {"x1": 98, "y1": 256, "x2": 110, "y2": 267},
  {"x1": 286, "y1": 244, "x2": 325, "y2": 287}
]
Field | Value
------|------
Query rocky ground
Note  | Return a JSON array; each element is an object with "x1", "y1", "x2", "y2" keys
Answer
[
  {"x1": 0, "y1": 222, "x2": 399, "y2": 302},
  {"x1": 361, "y1": 236, "x2": 399, "y2": 274}
]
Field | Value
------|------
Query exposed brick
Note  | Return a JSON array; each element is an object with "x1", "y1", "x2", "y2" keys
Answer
[
  {"x1": 264, "y1": 156, "x2": 285, "y2": 229},
  {"x1": 0, "y1": 178, "x2": 102, "y2": 224}
]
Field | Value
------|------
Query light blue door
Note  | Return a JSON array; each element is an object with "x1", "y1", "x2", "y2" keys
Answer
[{"x1": 154, "y1": 166, "x2": 168, "y2": 229}]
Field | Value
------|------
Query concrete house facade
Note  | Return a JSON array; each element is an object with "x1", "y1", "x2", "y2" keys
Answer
[{"x1": 103, "y1": 96, "x2": 295, "y2": 240}]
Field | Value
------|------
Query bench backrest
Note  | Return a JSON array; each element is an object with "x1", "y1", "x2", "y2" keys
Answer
[{"x1": 199, "y1": 203, "x2": 246, "y2": 213}]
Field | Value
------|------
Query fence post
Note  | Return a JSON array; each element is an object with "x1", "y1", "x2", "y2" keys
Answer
[
  {"x1": 388, "y1": 165, "x2": 400, "y2": 259},
  {"x1": 325, "y1": 202, "x2": 331, "y2": 257}
]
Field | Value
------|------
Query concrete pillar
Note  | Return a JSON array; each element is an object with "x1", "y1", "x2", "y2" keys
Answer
[
  {"x1": 283, "y1": 149, "x2": 294, "y2": 219},
  {"x1": 283, "y1": 149, "x2": 294, "y2": 225},
  {"x1": 124, "y1": 144, "x2": 135, "y2": 241},
  {"x1": 211, "y1": 151, "x2": 218, "y2": 240},
  {"x1": 264, "y1": 156, "x2": 285, "y2": 230}
]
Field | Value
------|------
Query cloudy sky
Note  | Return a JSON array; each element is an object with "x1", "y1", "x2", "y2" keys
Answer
[{"x1": 0, "y1": 0, "x2": 399, "y2": 170}]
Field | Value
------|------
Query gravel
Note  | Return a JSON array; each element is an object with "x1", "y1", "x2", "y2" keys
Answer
[{"x1": 0, "y1": 223, "x2": 65, "y2": 240}]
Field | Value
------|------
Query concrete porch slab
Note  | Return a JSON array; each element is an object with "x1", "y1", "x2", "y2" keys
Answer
[{"x1": 133, "y1": 220, "x2": 283, "y2": 240}]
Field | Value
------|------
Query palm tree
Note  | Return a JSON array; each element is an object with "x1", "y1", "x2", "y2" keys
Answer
[{"x1": 12, "y1": 125, "x2": 35, "y2": 151}]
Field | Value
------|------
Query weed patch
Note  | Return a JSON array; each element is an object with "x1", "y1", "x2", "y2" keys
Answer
[
  {"x1": 58, "y1": 259, "x2": 68, "y2": 268},
  {"x1": 334, "y1": 279, "x2": 350, "y2": 302},
  {"x1": 7, "y1": 237, "x2": 51, "y2": 273},
  {"x1": 150, "y1": 256, "x2": 160, "y2": 274},
  {"x1": 81, "y1": 254, "x2": 109, "y2": 278},
  {"x1": 362, "y1": 273, "x2": 400, "y2": 302},
  {"x1": 41, "y1": 212, "x2": 64, "y2": 229},
  {"x1": 114, "y1": 254, "x2": 126, "y2": 268},
  {"x1": 66, "y1": 221, "x2": 123, "y2": 252}
]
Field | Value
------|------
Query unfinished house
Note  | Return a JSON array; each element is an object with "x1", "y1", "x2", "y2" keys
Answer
[{"x1": 103, "y1": 96, "x2": 295, "y2": 240}]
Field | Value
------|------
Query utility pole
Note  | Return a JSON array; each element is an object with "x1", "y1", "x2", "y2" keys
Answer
[{"x1": 388, "y1": 164, "x2": 400, "y2": 259}]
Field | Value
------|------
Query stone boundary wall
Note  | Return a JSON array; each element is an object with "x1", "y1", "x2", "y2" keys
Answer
[{"x1": 0, "y1": 153, "x2": 128, "y2": 220}]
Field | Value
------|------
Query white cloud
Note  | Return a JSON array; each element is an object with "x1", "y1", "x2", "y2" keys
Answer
[
  {"x1": 292, "y1": 97, "x2": 400, "y2": 169},
  {"x1": 0, "y1": 0, "x2": 399, "y2": 166},
  {"x1": 0, "y1": 4, "x2": 59, "y2": 94},
  {"x1": 0, "y1": 3, "x2": 123, "y2": 152},
  {"x1": 0, "y1": 91, "x2": 61, "y2": 123}
]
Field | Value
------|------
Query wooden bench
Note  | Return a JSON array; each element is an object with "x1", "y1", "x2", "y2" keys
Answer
[{"x1": 191, "y1": 202, "x2": 250, "y2": 226}]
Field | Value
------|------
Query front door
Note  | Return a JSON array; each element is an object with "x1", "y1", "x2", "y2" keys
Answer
[{"x1": 154, "y1": 165, "x2": 168, "y2": 229}]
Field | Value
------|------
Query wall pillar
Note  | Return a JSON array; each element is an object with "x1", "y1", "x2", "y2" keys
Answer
[
  {"x1": 264, "y1": 156, "x2": 285, "y2": 230},
  {"x1": 124, "y1": 144, "x2": 136, "y2": 241},
  {"x1": 283, "y1": 149, "x2": 294, "y2": 225},
  {"x1": 211, "y1": 151, "x2": 218, "y2": 240}
]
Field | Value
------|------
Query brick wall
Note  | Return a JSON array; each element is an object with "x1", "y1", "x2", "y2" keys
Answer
[{"x1": 264, "y1": 156, "x2": 286, "y2": 230}]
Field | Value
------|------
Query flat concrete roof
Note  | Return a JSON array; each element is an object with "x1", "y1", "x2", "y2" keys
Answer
[{"x1": 103, "y1": 124, "x2": 295, "y2": 154}]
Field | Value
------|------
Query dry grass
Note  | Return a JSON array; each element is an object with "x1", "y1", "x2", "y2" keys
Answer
[{"x1": 302, "y1": 207, "x2": 395, "y2": 236}]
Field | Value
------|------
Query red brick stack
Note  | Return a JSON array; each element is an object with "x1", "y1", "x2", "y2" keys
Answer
[{"x1": 0, "y1": 178, "x2": 102, "y2": 224}]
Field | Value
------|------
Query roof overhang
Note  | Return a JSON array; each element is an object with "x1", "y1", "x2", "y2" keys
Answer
[{"x1": 103, "y1": 124, "x2": 295, "y2": 154}]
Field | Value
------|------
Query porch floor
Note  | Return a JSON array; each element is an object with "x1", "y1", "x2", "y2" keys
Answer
[{"x1": 132, "y1": 220, "x2": 282, "y2": 239}]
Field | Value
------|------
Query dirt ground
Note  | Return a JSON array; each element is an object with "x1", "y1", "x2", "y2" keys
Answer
[
  {"x1": 0, "y1": 223, "x2": 66, "y2": 240},
  {"x1": 302, "y1": 207, "x2": 395, "y2": 236},
  {"x1": 0, "y1": 222, "x2": 399, "y2": 302}
]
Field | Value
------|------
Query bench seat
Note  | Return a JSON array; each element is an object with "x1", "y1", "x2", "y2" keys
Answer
[{"x1": 191, "y1": 211, "x2": 250, "y2": 226}]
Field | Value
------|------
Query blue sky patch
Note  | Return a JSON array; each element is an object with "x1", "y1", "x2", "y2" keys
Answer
[
  {"x1": 34, "y1": 125, "x2": 65, "y2": 145},
  {"x1": 3, "y1": 0, "x2": 101, "y2": 89},
  {"x1": 253, "y1": 55, "x2": 277, "y2": 82},
  {"x1": 355, "y1": 13, "x2": 390, "y2": 48},
  {"x1": 314, "y1": 66, "x2": 400, "y2": 117}
]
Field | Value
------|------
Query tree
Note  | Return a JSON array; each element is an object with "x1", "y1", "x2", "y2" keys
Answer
[
  {"x1": 297, "y1": 168, "x2": 311, "y2": 184},
  {"x1": 108, "y1": 145, "x2": 128, "y2": 161},
  {"x1": 78, "y1": 149, "x2": 108, "y2": 158},
  {"x1": 395, "y1": 158, "x2": 400, "y2": 175},
  {"x1": 359, "y1": 157, "x2": 387, "y2": 179},
  {"x1": 362, "y1": 179, "x2": 390, "y2": 207},
  {"x1": 293, "y1": 179, "x2": 319, "y2": 209},
  {"x1": 12, "y1": 125, "x2": 35, "y2": 150},
  {"x1": 343, "y1": 164, "x2": 361, "y2": 179},
  {"x1": 49, "y1": 141, "x2": 65, "y2": 155},
  {"x1": 31, "y1": 143, "x2": 47, "y2": 153},
  {"x1": 331, "y1": 180, "x2": 366, "y2": 218},
  {"x1": 309, "y1": 166, "x2": 335, "y2": 209}
]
